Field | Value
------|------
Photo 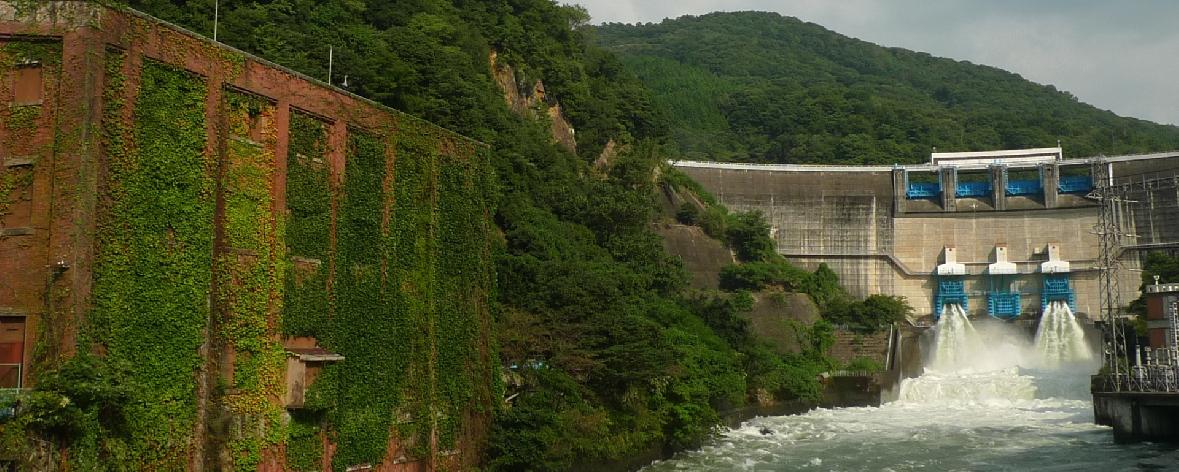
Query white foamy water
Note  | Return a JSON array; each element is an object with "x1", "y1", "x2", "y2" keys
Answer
[
  {"x1": 641, "y1": 303, "x2": 1179, "y2": 471},
  {"x1": 929, "y1": 303, "x2": 979, "y2": 371},
  {"x1": 1035, "y1": 301, "x2": 1095, "y2": 368}
]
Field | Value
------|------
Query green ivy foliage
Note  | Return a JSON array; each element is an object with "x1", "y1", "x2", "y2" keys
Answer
[
  {"x1": 435, "y1": 137, "x2": 493, "y2": 448},
  {"x1": 329, "y1": 129, "x2": 402, "y2": 466},
  {"x1": 0, "y1": 168, "x2": 32, "y2": 220},
  {"x1": 89, "y1": 58, "x2": 212, "y2": 467},
  {"x1": 278, "y1": 122, "x2": 493, "y2": 470},
  {"x1": 219, "y1": 90, "x2": 286, "y2": 471},
  {"x1": 281, "y1": 111, "x2": 332, "y2": 470},
  {"x1": 282, "y1": 112, "x2": 331, "y2": 340}
]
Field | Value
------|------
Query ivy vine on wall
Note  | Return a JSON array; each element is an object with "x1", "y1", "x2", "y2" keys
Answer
[
  {"x1": 282, "y1": 111, "x2": 333, "y2": 471},
  {"x1": 90, "y1": 58, "x2": 212, "y2": 468},
  {"x1": 281, "y1": 116, "x2": 494, "y2": 470},
  {"x1": 219, "y1": 89, "x2": 286, "y2": 471}
]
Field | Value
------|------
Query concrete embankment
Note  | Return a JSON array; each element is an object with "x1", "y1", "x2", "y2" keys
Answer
[{"x1": 1092, "y1": 383, "x2": 1179, "y2": 443}]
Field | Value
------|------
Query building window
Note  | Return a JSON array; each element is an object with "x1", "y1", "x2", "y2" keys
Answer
[{"x1": 12, "y1": 64, "x2": 42, "y2": 106}]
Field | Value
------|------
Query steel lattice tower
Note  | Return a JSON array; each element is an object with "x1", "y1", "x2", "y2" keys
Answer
[{"x1": 1091, "y1": 159, "x2": 1130, "y2": 390}]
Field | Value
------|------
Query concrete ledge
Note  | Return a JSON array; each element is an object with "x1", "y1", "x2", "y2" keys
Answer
[
  {"x1": 3, "y1": 156, "x2": 35, "y2": 167},
  {"x1": 0, "y1": 227, "x2": 34, "y2": 237},
  {"x1": 1092, "y1": 390, "x2": 1179, "y2": 443}
]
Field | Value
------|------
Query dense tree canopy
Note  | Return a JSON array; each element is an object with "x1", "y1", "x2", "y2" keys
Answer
[{"x1": 595, "y1": 12, "x2": 1179, "y2": 164}]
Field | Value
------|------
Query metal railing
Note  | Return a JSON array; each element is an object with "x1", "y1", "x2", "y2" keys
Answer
[
  {"x1": 0, "y1": 387, "x2": 25, "y2": 419},
  {"x1": 1129, "y1": 348, "x2": 1179, "y2": 393},
  {"x1": 955, "y1": 181, "x2": 992, "y2": 198},
  {"x1": 1005, "y1": 179, "x2": 1042, "y2": 196},
  {"x1": 1059, "y1": 175, "x2": 1094, "y2": 193},
  {"x1": 906, "y1": 182, "x2": 940, "y2": 199},
  {"x1": 827, "y1": 370, "x2": 879, "y2": 378}
]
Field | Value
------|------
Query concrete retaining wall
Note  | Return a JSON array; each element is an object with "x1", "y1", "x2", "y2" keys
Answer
[{"x1": 1092, "y1": 390, "x2": 1179, "y2": 443}]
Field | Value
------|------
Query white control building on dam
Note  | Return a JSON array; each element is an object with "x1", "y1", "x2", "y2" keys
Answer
[{"x1": 674, "y1": 148, "x2": 1179, "y2": 322}]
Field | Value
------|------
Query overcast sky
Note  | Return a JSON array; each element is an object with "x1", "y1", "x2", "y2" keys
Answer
[{"x1": 574, "y1": 0, "x2": 1179, "y2": 126}]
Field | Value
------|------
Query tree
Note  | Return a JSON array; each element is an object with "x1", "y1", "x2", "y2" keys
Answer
[{"x1": 726, "y1": 211, "x2": 775, "y2": 262}]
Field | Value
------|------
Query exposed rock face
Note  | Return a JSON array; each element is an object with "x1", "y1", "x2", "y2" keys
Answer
[
  {"x1": 592, "y1": 138, "x2": 617, "y2": 173},
  {"x1": 489, "y1": 51, "x2": 576, "y2": 153},
  {"x1": 742, "y1": 291, "x2": 821, "y2": 354},
  {"x1": 653, "y1": 222, "x2": 733, "y2": 289}
]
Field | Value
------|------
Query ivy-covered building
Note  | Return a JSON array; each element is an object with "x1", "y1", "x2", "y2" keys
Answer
[{"x1": 0, "y1": 2, "x2": 495, "y2": 470}]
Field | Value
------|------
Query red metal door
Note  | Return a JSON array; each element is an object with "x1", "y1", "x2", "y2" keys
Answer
[{"x1": 0, "y1": 317, "x2": 26, "y2": 388}]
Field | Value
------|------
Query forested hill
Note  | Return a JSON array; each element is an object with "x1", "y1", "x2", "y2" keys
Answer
[{"x1": 595, "y1": 11, "x2": 1179, "y2": 164}]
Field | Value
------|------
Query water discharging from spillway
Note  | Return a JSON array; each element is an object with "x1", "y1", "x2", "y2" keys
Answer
[
  {"x1": 640, "y1": 302, "x2": 1179, "y2": 470},
  {"x1": 929, "y1": 303, "x2": 979, "y2": 371},
  {"x1": 1035, "y1": 300, "x2": 1094, "y2": 368}
]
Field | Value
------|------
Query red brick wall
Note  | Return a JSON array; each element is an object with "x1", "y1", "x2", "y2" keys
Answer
[
  {"x1": 1146, "y1": 294, "x2": 1164, "y2": 321},
  {"x1": 0, "y1": 3, "x2": 492, "y2": 470}
]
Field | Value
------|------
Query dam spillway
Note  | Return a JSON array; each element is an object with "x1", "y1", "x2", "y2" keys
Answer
[
  {"x1": 638, "y1": 302, "x2": 1177, "y2": 471},
  {"x1": 1035, "y1": 301, "x2": 1094, "y2": 368},
  {"x1": 672, "y1": 148, "x2": 1179, "y2": 322}
]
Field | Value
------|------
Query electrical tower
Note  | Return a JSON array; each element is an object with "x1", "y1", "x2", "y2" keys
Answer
[{"x1": 1090, "y1": 159, "x2": 1129, "y2": 390}]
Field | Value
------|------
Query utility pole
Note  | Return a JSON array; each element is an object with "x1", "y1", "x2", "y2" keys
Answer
[{"x1": 213, "y1": 0, "x2": 219, "y2": 42}]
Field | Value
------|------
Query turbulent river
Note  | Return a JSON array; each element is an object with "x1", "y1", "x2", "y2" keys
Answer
[{"x1": 642, "y1": 303, "x2": 1179, "y2": 471}]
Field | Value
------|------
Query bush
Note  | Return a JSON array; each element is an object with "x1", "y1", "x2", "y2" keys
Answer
[
  {"x1": 803, "y1": 263, "x2": 846, "y2": 308},
  {"x1": 843, "y1": 356, "x2": 883, "y2": 373},
  {"x1": 698, "y1": 205, "x2": 729, "y2": 239},
  {"x1": 718, "y1": 261, "x2": 810, "y2": 291},
  {"x1": 824, "y1": 294, "x2": 912, "y2": 332},
  {"x1": 725, "y1": 211, "x2": 775, "y2": 262}
]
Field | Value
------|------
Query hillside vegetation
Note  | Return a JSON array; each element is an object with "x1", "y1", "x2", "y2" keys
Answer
[
  {"x1": 114, "y1": 1, "x2": 831, "y2": 469},
  {"x1": 595, "y1": 11, "x2": 1179, "y2": 164}
]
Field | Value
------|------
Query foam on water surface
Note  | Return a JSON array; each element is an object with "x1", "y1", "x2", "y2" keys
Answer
[{"x1": 641, "y1": 303, "x2": 1179, "y2": 471}]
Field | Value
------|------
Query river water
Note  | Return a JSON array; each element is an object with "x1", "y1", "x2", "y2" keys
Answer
[{"x1": 642, "y1": 303, "x2": 1179, "y2": 471}]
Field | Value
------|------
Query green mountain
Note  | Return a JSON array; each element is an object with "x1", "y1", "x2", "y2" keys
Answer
[{"x1": 595, "y1": 11, "x2": 1179, "y2": 164}]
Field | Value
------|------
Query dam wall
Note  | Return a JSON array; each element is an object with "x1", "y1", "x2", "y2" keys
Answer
[{"x1": 675, "y1": 152, "x2": 1179, "y2": 321}]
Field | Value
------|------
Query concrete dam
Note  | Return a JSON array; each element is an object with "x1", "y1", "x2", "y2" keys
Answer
[{"x1": 674, "y1": 147, "x2": 1179, "y2": 322}]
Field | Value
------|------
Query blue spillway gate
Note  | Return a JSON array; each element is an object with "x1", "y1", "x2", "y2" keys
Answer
[
  {"x1": 1041, "y1": 273, "x2": 1076, "y2": 313},
  {"x1": 1006, "y1": 179, "x2": 1042, "y2": 196},
  {"x1": 934, "y1": 276, "x2": 968, "y2": 320},
  {"x1": 987, "y1": 275, "x2": 1021, "y2": 320},
  {"x1": 907, "y1": 182, "x2": 940, "y2": 199},
  {"x1": 1058, "y1": 175, "x2": 1093, "y2": 194},
  {"x1": 956, "y1": 181, "x2": 992, "y2": 198},
  {"x1": 988, "y1": 292, "x2": 1021, "y2": 319}
]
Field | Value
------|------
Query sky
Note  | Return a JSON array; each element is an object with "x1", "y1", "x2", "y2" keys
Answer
[{"x1": 572, "y1": 0, "x2": 1179, "y2": 126}]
